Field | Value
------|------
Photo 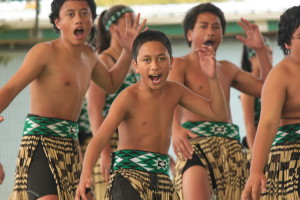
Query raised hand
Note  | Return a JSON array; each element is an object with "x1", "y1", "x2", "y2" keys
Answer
[
  {"x1": 115, "y1": 13, "x2": 147, "y2": 52},
  {"x1": 197, "y1": 45, "x2": 217, "y2": 79},
  {"x1": 241, "y1": 172, "x2": 267, "y2": 200},
  {"x1": 236, "y1": 18, "x2": 264, "y2": 50}
]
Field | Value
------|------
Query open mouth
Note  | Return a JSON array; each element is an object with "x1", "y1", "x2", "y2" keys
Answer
[
  {"x1": 74, "y1": 28, "x2": 84, "y2": 37},
  {"x1": 203, "y1": 40, "x2": 214, "y2": 47},
  {"x1": 149, "y1": 74, "x2": 161, "y2": 83}
]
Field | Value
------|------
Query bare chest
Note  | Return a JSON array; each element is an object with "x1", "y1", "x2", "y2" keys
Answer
[{"x1": 185, "y1": 66, "x2": 231, "y2": 99}]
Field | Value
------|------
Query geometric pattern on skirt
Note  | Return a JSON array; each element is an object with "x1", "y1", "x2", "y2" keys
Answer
[
  {"x1": 261, "y1": 140, "x2": 300, "y2": 200},
  {"x1": 174, "y1": 136, "x2": 249, "y2": 200},
  {"x1": 9, "y1": 135, "x2": 81, "y2": 200}
]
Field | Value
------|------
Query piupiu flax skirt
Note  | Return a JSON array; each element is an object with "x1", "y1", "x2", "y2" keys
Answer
[
  {"x1": 105, "y1": 150, "x2": 179, "y2": 200},
  {"x1": 261, "y1": 140, "x2": 300, "y2": 200},
  {"x1": 174, "y1": 136, "x2": 249, "y2": 200},
  {"x1": 105, "y1": 169, "x2": 179, "y2": 200},
  {"x1": 9, "y1": 135, "x2": 81, "y2": 200}
]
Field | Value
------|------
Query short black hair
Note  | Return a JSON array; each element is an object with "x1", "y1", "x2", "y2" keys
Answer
[
  {"x1": 183, "y1": 3, "x2": 226, "y2": 47},
  {"x1": 277, "y1": 5, "x2": 300, "y2": 56},
  {"x1": 49, "y1": 0, "x2": 97, "y2": 44},
  {"x1": 132, "y1": 30, "x2": 172, "y2": 61}
]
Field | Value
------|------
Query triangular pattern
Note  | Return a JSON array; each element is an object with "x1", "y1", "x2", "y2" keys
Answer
[
  {"x1": 184, "y1": 121, "x2": 240, "y2": 141},
  {"x1": 113, "y1": 150, "x2": 170, "y2": 175},
  {"x1": 273, "y1": 123, "x2": 300, "y2": 146}
]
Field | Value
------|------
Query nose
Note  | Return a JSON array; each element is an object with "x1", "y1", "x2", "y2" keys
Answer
[
  {"x1": 207, "y1": 27, "x2": 215, "y2": 36},
  {"x1": 75, "y1": 13, "x2": 83, "y2": 24},
  {"x1": 150, "y1": 60, "x2": 160, "y2": 71}
]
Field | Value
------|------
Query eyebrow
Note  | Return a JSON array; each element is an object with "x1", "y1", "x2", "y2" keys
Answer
[{"x1": 65, "y1": 8, "x2": 88, "y2": 13}]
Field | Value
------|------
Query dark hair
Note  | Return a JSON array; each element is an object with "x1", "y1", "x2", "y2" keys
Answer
[
  {"x1": 49, "y1": 0, "x2": 97, "y2": 45},
  {"x1": 97, "y1": 5, "x2": 133, "y2": 54},
  {"x1": 183, "y1": 3, "x2": 226, "y2": 47},
  {"x1": 277, "y1": 5, "x2": 300, "y2": 56},
  {"x1": 241, "y1": 45, "x2": 253, "y2": 72},
  {"x1": 132, "y1": 30, "x2": 172, "y2": 61}
]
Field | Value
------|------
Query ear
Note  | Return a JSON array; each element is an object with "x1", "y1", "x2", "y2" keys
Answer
[
  {"x1": 132, "y1": 60, "x2": 139, "y2": 74},
  {"x1": 187, "y1": 29, "x2": 193, "y2": 43},
  {"x1": 170, "y1": 57, "x2": 173, "y2": 70},
  {"x1": 54, "y1": 18, "x2": 61, "y2": 30},
  {"x1": 284, "y1": 43, "x2": 291, "y2": 50}
]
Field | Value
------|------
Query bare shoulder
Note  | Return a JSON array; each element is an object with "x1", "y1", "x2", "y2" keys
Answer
[
  {"x1": 218, "y1": 59, "x2": 240, "y2": 74},
  {"x1": 267, "y1": 58, "x2": 292, "y2": 80},
  {"x1": 28, "y1": 41, "x2": 55, "y2": 56},
  {"x1": 172, "y1": 55, "x2": 192, "y2": 70}
]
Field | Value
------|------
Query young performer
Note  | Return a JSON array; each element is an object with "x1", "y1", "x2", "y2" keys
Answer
[{"x1": 75, "y1": 29, "x2": 228, "y2": 200}]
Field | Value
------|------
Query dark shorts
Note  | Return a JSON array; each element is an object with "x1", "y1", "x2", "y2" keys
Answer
[
  {"x1": 111, "y1": 172, "x2": 141, "y2": 200},
  {"x1": 27, "y1": 142, "x2": 57, "y2": 200}
]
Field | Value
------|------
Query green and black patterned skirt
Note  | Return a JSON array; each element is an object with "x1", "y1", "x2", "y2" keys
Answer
[
  {"x1": 9, "y1": 114, "x2": 81, "y2": 200},
  {"x1": 105, "y1": 149, "x2": 179, "y2": 200},
  {"x1": 173, "y1": 121, "x2": 249, "y2": 200},
  {"x1": 261, "y1": 123, "x2": 300, "y2": 200}
]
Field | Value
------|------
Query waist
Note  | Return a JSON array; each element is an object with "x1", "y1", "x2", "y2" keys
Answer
[
  {"x1": 182, "y1": 121, "x2": 240, "y2": 141},
  {"x1": 112, "y1": 149, "x2": 170, "y2": 175},
  {"x1": 23, "y1": 114, "x2": 79, "y2": 139},
  {"x1": 272, "y1": 123, "x2": 300, "y2": 146}
]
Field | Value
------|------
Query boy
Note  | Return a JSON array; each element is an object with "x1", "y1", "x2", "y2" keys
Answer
[
  {"x1": 75, "y1": 29, "x2": 228, "y2": 200},
  {"x1": 169, "y1": 3, "x2": 273, "y2": 200},
  {"x1": 0, "y1": 0, "x2": 146, "y2": 199},
  {"x1": 242, "y1": 5, "x2": 300, "y2": 200}
]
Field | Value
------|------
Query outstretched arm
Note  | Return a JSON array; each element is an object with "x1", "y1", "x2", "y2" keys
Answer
[
  {"x1": 0, "y1": 43, "x2": 49, "y2": 122},
  {"x1": 236, "y1": 18, "x2": 272, "y2": 81},
  {"x1": 242, "y1": 67, "x2": 285, "y2": 200},
  {"x1": 92, "y1": 13, "x2": 147, "y2": 94},
  {"x1": 75, "y1": 92, "x2": 128, "y2": 200}
]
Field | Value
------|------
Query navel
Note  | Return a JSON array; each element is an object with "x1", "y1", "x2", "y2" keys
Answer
[
  {"x1": 142, "y1": 121, "x2": 147, "y2": 126},
  {"x1": 64, "y1": 81, "x2": 71, "y2": 86}
]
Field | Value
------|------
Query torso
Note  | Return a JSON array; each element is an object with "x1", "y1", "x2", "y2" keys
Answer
[
  {"x1": 30, "y1": 40, "x2": 96, "y2": 121},
  {"x1": 175, "y1": 54, "x2": 237, "y2": 123},
  {"x1": 117, "y1": 82, "x2": 181, "y2": 154},
  {"x1": 278, "y1": 57, "x2": 300, "y2": 126}
]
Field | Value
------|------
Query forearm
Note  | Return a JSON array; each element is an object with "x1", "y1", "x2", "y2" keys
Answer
[
  {"x1": 81, "y1": 138, "x2": 104, "y2": 177},
  {"x1": 255, "y1": 47, "x2": 272, "y2": 81},
  {"x1": 0, "y1": 87, "x2": 18, "y2": 114},
  {"x1": 250, "y1": 120, "x2": 278, "y2": 173},
  {"x1": 108, "y1": 49, "x2": 132, "y2": 93},
  {"x1": 101, "y1": 144, "x2": 112, "y2": 157},
  {"x1": 208, "y1": 76, "x2": 228, "y2": 121},
  {"x1": 245, "y1": 125, "x2": 256, "y2": 149}
]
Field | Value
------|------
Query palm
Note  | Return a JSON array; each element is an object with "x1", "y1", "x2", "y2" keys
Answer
[
  {"x1": 197, "y1": 46, "x2": 216, "y2": 79},
  {"x1": 117, "y1": 13, "x2": 147, "y2": 51},
  {"x1": 236, "y1": 18, "x2": 264, "y2": 50}
]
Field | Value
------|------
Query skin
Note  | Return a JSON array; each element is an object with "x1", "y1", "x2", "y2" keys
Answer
[
  {"x1": 87, "y1": 11, "x2": 136, "y2": 182},
  {"x1": 75, "y1": 40, "x2": 228, "y2": 200},
  {"x1": 0, "y1": 1, "x2": 146, "y2": 199},
  {"x1": 240, "y1": 46, "x2": 273, "y2": 150},
  {"x1": 168, "y1": 12, "x2": 272, "y2": 200},
  {"x1": 0, "y1": 163, "x2": 4, "y2": 185},
  {"x1": 241, "y1": 26, "x2": 300, "y2": 200}
]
